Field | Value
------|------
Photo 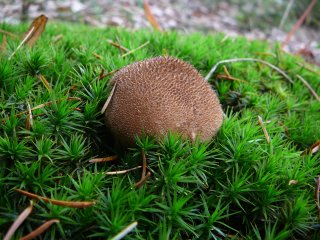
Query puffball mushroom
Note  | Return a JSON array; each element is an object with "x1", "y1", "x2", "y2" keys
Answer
[{"x1": 103, "y1": 56, "x2": 223, "y2": 147}]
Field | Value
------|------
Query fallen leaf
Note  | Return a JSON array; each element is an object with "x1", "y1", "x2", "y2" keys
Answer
[
  {"x1": 143, "y1": 0, "x2": 163, "y2": 32},
  {"x1": 23, "y1": 14, "x2": 48, "y2": 47}
]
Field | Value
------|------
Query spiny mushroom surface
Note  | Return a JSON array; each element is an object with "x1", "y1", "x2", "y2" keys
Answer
[{"x1": 104, "y1": 56, "x2": 223, "y2": 147}]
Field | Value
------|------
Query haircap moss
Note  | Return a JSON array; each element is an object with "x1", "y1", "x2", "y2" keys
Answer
[{"x1": 104, "y1": 56, "x2": 223, "y2": 146}]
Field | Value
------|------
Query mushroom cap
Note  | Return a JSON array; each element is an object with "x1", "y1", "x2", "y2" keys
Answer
[{"x1": 104, "y1": 56, "x2": 223, "y2": 146}]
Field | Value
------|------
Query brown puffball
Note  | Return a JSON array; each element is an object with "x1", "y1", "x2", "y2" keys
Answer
[{"x1": 104, "y1": 56, "x2": 223, "y2": 147}]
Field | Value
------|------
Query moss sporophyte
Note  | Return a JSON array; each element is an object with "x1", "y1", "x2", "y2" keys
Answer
[{"x1": 0, "y1": 20, "x2": 320, "y2": 239}]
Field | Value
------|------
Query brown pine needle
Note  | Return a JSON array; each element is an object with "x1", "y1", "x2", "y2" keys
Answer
[
  {"x1": 99, "y1": 68, "x2": 105, "y2": 80},
  {"x1": 121, "y1": 41, "x2": 150, "y2": 58},
  {"x1": 296, "y1": 75, "x2": 320, "y2": 102},
  {"x1": 258, "y1": 116, "x2": 270, "y2": 143},
  {"x1": 93, "y1": 52, "x2": 103, "y2": 60},
  {"x1": 223, "y1": 65, "x2": 231, "y2": 78},
  {"x1": 135, "y1": 151, "x2": 149, "y2": 188},
  {"x1": 105, "y1": 166, "x2": 142, "y2": 175},
  {"x1": 89, "y1": 155, "x2": 118, "y2": 163},
  {"x1": 107, "y1": 39, "x2": 129, "y2": 52},
  {"x1": 20, "y1": 219, "x2": 59, "y2": 240},
  {"x1": 4, "y1": 201, "x2": 34, "y2": 240},
  {"x1": 281, "y1": 0, "x2": 317, "y2": 48},
  {"x1": 15, "y1": 189, "x2": 95, "y2": 208},
  {"x1": 216, "y1": 74, "x2": 248, "y2": 83},
  {"x1": 135, "y1": 172, "x2": 151, "y2": 189},
  {"x1": 37, "y1": 74, "x2": 52, "y2": 92},
  {"x1": 143, "y1": 0, "x2": 163, "y2": 32}
]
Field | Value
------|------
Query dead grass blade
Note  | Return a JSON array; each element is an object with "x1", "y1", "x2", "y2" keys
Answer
[
  {"x1": 121, "y1": 41, "x2": 150, "y2": 58},
  {"x1": 101, "y1": 80, "x2": 118, "y2": 114},
  {"x1": 89, "y1": 155, "x2": 118, "y2": 163},
  {"x1": 143, "y1": 0, "x2": 163, "y2": 32},
  {"x1": 281, "y1": 0, "x2": 317, "y2": 48},
  {"x1": 4, "y1": 201, "x2": 34, "y2": 240},
  {"x1": 205, "y1": 58, "x2": 294, "y2": 84},
  {"x1": 15, "y1": 189, "x2": 95, "y2": 208},
  {"x1": 110, "y1": 221, "x2": 138, "y2": 240},
  {"x1": 105, "y1": 166, "x2": 142, "y2": 175},
  {"x1": 23, "y1": 14, "x2": 48, "y2": 47},
  {"x1": 20, "y1": 219, "x2": 59, "y2": 240},
  {"x1": 296, "y1": 75, "x2": 320, "y2": 102},
  {"x1": 37, "y1": 74, "x2": 52, "y2": 92},
  {"x1": 258, "y1": 116, "x2": 270, "y2": 143}
]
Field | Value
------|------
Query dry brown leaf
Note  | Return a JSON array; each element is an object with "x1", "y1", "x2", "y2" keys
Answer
[
  {"x1": 23, "y1": 14, "x2": 48, "y2": 47},
  {"x1": 20, "y1": 219, "x2": 59, "y2": 240},
  {"x1": 15, "y1": 189, "x2": 95, "y2": 208},
  {"x1": 143, "y1": 0, "x2": 163, "y2": 32},
  {"x1": 4, "y1": 201, "x2": 34, "y2": 240}
]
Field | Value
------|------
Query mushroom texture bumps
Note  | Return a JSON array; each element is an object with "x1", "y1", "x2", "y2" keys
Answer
[{"x1": 103, "y1": 56, "x2": 223, "y2": 147}]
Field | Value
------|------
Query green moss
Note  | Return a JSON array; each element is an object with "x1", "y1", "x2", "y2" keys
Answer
[{"x1": 0, "y1": 22, "x2": 320, "y2": 239}]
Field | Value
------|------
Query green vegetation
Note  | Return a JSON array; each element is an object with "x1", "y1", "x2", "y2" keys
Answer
[{"x1": 0, "y1": 22, "x2": 320, "y2": 239}]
